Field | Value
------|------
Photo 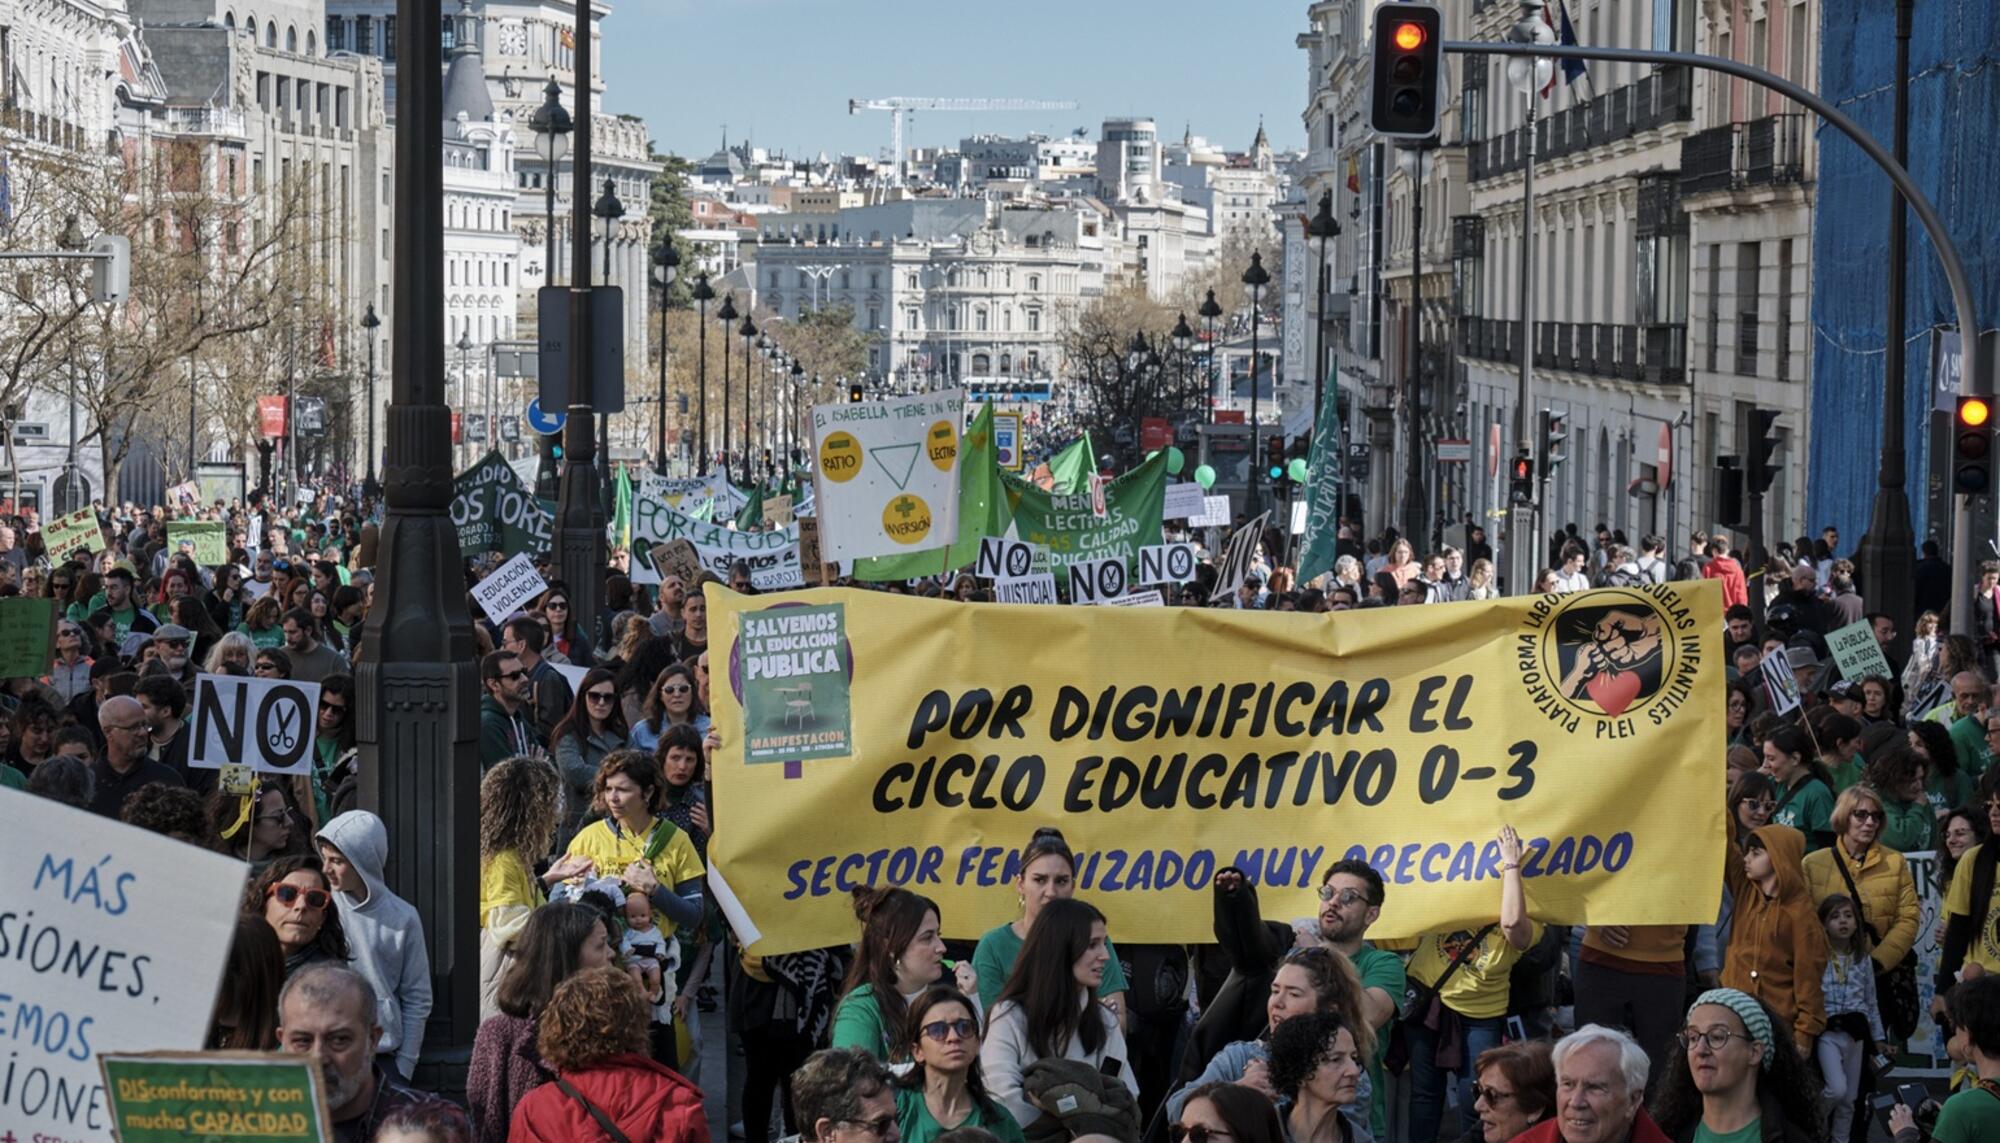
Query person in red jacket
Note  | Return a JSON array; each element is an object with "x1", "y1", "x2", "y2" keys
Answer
[
  {"x1": 509, "y1": 967, "x2": 710, "y2": 1143},
  {"x1": 1702, "y1": 537, "x2": 1749, "y2": 609}
]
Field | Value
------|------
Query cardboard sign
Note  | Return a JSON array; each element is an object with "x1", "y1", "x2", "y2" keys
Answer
[
  {"x1": 994, "y1": 574, "x2": 1057, "y2": 605},
  {"x1": 41, "y1": 506, "x2": 104, "y2": 563},
  {"x1": 762, "y1": 494, "x2": 795, "y2": 528},
  {"x1": 470, "y1": 552, "x2": 549, "y2": 626},
  {"x1": 1138, "y1": 543, "x2": 1199, "y2": 586},
  {"x1": 0, "y1": 788, "x2": 245, "y2": 1141},
  {"x1": 1162, "y1": 482, "x2": 1207, "y2": 520},
  {"x1": 167, "y1": 520, "x2": 229, "y2": 566},
  {"x1": 1827, "y1": 619, "x2": 1895, "y2": 682},
  {"x1": 651, "y1": 540, "x2": 705, "y2": 589},
  {"x1": 1066, "y1": 556, "x2": 1130, "y2": 605},
  {"x1": 0, "y1": 597, "x2": 55, "y2": 678},
  {"x1": 976, "y1": 537, "x2": 1038, "y2": 583},
  {"x1": 100, "y1": 1052, "x2": 331, "y2": 1142},
  {"x1": 811, "y1": 389, "x2": 965, "y2": 562},
  {"x1": 189, "y1": 674, "x2": 322, "y2": 775},
  {"x1": 1190, "y1": 495, "x2": 1233, "y2": 528},
  {"x1": 632, "y1": 501, "x2": 803, "y2": 590},
  {"x1": 797, "y1": 517, "x2": 826, "y2": 585},
  {"x1": 165, "y1": 481, "x2": 202, "y2": 510},
  {"x1": 1759, "y1": 648, "x2": 1802, "y2": 716}
]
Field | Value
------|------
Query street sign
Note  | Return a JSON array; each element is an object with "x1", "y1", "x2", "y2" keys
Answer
[
  {"x1": 1436, "y1": 438, "x2": 1471, "y2": 463},
  {"x1": 501, "y1": 415, "x2": 521, "y2": 442},
  {"x1": 10, "y1": 422, "x2": 47, "y2": 443},
  {"x1": 294, "y1": 397, "x2": 327, "y2": 436},
  {"x1": 537, "y1": 285, "x2": 627, "y2": 413},
  {"x1": 526, "y1": 398, "x2": 566, "y2": 436},
  {"x1": 465, "y1": 413, "x2": 488, "y2": 443}
]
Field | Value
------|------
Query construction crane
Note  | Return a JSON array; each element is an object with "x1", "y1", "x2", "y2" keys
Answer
[{"x1": 847, "y1": 97, "x2": 1080, "y2": 187}]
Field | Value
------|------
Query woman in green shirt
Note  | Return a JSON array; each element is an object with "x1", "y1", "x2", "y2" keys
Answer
[
  {"x1": 1765, "y1": 725, "x2": 1835, "y2": 851},
  {"x1": 832, "y1": 886, "x2": 977, "y2": 1062},
  {"x1": 1866, "y1": 744, "x2": 1939, "y2": 854},
  {"x1": 1652, "y1": 988, "x2": 1834, "y2": 1143},
  {"x1": 894, "y1": 985, "x2": 1026, "y2": 1143},
  {"x1": 971, "y1": 827, "x2": 1128, "y2": 1021}
]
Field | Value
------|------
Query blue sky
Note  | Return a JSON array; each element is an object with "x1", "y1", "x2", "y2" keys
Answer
[{"x1": 603, "y1": 0, "x2": 1308, "y2": 162}]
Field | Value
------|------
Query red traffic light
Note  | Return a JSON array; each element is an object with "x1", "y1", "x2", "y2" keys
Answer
[
  {"x1": 1961, "y1": 396, "x2": 1992, "y2": 427},
  {"x1": 1510, "y1": 457, "x2": 1532, "y2": 480},
  {"x1": 1392, "y1": 21, "x2": 1426, "y2": 51}
]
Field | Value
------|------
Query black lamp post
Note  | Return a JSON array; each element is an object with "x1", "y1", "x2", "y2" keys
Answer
[
  {"x1": 691, "y1": 273, "x2": 713, "y2": 475},
  {"x1": 528, "y1": 78, "x2": 570, "y2": 501},
  {"x1": 592, "y1": 177, "x2": 623, "y2": 285},
  {"x1": 1171, "y1": 312, "x2": 1194, "y2": 422},
  {"x1": 653, "y1": 237, "x2": 679, "y2": 475},
  {"x1": 360, "y1": 302, "x2": 381, "y2": 498},
  {"x1": 789, "y1": 359, "x2": 805, "y2": 478},
  {"x1": 757, "y1": 334, "x2": 773, "y2": 476},
  {"x1": 552, "y1": 0, "x2": 603, "y2": 642},
  {"x1": 1242, "y1": 252, "x2": 1271, "y2": 517},
  {"x1": 455, "y1": 329, "x2": 474, "y2": 468},
  {"x1": 1198, "y1": 288, "x2": 1223, "y2": 467},
  {"x1": 717, "y1": 294, "x2": 737, "y2": 480},
  {"x1": 738, "y1": 313, "x2": 758, "y2": 487},
  {"x1": 1307, "y1": 188, "x2": 1340, "y2": 428}
]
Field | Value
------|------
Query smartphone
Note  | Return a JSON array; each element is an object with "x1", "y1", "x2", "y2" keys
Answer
[
  {"x1": 1871, "y1": 1093, "x2": 1898, "y2": 1125},
  {"x1": 1896, "y1": 1082, "x2": 1927, "y2": 1108},
  {"x1": 1506, "y1": 1016, "x2": 1528, "y2": 1043}
]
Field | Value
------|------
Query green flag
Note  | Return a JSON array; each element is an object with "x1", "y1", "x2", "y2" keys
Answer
[
  {"x1": 1295, "y1": 389, "x2": 1347, "y2": 584},
  {"x1": 734, "y1": 482, "x2": 765, "y2": 530},
  {"x1": 1047, "y1": 434, "x2": 1097, "y2": 494},
  {"x1": 612, "y1": 465, "x2": 634, "y2": 550},
  {"x1": 854, "y1": 403, "x2": 1008, "y2": 581},
  {"x1": 1006, "y1": 449, "x2": 1168, "y2": 578}
]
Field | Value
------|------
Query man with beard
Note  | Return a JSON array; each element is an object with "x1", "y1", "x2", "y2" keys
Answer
[
  {"x1": 100, "y1": 565, "x2": 157, "y2": 642},
  {"x1": 150, "y1": 623, "x2": 197, "y2": 687},
  {"x1": 278, "y1": 964, "x2": 419, "y2": 1142}
]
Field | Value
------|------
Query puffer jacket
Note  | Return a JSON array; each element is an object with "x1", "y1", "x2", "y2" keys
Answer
[
  {"x1": 1802, "y1": 839, "x2": 1921, "y2": 972},
  {"x1": 507, "y1": 1053, "x2": 709, "y2": 1143},
  {"x1": 1723, "y1": 824, "x2": 1829, "y2": 1046}
]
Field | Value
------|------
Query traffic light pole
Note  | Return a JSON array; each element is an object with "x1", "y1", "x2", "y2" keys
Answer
[
  {"x1": 1449, "y1": 38, "x2": 1988, "y2": 625},
  {"x1": 1402, "y1": 144, "x2": 1428, "y2": 549}
]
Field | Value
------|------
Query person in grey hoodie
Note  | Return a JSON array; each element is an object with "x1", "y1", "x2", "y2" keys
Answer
[{"x1": 316, "y1": 809, "x2": 433, "y2": 1080}]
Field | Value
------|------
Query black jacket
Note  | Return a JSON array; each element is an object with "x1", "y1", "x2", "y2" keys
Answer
[{"x1": 1177, "y1": 870, "x2": 1294, "y2": 1083}]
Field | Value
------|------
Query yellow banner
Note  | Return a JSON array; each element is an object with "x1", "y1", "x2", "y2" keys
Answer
[{"x1": 706, "y1": 581, "x2": 1726, "y2": 955}]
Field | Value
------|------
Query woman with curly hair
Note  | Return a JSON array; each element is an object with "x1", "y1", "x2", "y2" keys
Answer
[
  {"x1": 833, "y1": 887, "x2": 975, "y2": 1063},
  {"x1": 242, "y1": 854, "x2": 349, "y2": 979},
  {"x1": 469, "y1": 902, "x2": 617, "y2": 1143},
  {"x1": 238, "y1": 594, "x2": 286, "y2": 650},
  {"x1": 1910, "y1": 718, "x2": 1973, "y2": 817},
  {"x1": 507, "y1": 966, "x2": 705, "y2": 1141},
  {"x1": 1649, "y1": 989, "x2": 1823, "y2": 1143},
  {"x1": 478, "y1": 757, "x2": 591, "y2": 1019},
  {"x1": 893, "y1": 985, "x2": 1025, "y2": 1143},
  {"x1": 1267, "y1": 1011, "x2": 1370, "y2": 1143}
]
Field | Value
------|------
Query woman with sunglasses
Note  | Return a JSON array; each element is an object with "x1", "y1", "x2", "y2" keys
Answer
[
  {"x1": 895, "y1": 985, "x2": 1026, "y2": 1143},
  {"x1": 255, "y1": 647, "x2": 293, "y2": 679},
  {"x1": 1174, "y1": 1083, "x2": 1286, "y2": 1143},
  {"x1": 243, "y1": 854, "x2": 349, "y2": 978},
  {"x1": 1267, "y1": 1011, "x2": 1369, "y2": 1143},
  {"x1": 1651, "y1": 989, "x2": 1821, "y2": 1143},
  {"x1": 1458, "y1": 1042, "x2": 1554, "y2": 1143},
  {"x1": 1803, "y1": 785, "x2": 1923, "y2": 1052},
  {"x1": 549, "y1": 667, "x2": 629, "y2": 846},
  {"x1": 212, "y1": 780, "x2": 300, "y2": 869},
  {"x1": 44, "y1": 619, "x2": 93, "y2": 703},
  {"x1": 629, "y1": 663, "x2": 706, "y2": 754},
  {"x1": 539, "y1": 585, "x2": 594, "y2": 667},
  {"x1": 310, "y1": 674, "x2": 359, "y2": 822}
]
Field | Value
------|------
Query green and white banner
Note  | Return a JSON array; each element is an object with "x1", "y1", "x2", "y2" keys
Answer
[
  {"x1": 1295, "y1": 388, "x2": 1345, "y2": 585},
  {"x1": 453, "y1": 450, "x2": 554, "y2": 555},
  {"x1": 632, "y1": 499, "x2": 802, "y2": 589},
  {"x1": 1003, "y1": 450, "x2": 1167, "y2": 577}
]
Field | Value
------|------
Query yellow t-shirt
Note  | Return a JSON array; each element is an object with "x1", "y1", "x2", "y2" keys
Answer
[
  {"x1": 479, "y1": 849, "x2": 543, "y2": 929},
  {"x1": 1404, "y1": 922, "x2": 1546, "y2": 1020},
  {"x1": 564, "y1": 816, "x2": 705, "y2": 937},
  {"x1": 1943, "y1": 844, "x2": 2000, "y2": 975}
]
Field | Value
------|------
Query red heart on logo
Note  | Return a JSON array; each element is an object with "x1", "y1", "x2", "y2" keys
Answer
[{"x1": 1584, "y1": 669, "x2": 1643, "y2": 717}]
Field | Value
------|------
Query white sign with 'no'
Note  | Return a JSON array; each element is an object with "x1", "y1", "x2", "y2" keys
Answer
[{"x1": 189, "y1": 673, "x2": 322, "y2": 775}]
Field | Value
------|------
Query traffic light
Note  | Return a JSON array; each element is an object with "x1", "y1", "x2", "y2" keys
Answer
[
  {"x1": 90, "y1": 234, "x2": 130, "y2": 305},
  {"x1": 1370, "y1": 3, "x2": 1444, "y2": 139},
  {"x1": 848, "y1": 381, "x2": 864, "y2": 403},
  {"x1": 1509, "y1": 451, "x2": 1535, "y2": 504},
  {"x1": 1265, "y1": 432, "x2": 1286, "y2": 482},
  {"x1": 1538, "y1": 409, "x2": 1568, "y2": 476},
  {"x1": 1714, "y1": 455, "x2": 1745, "y2": 527},
  {"x1": 1955, "y1": 395, "x2": 1993, "y2": 496},
  {"x1": 1747, "y1": 408, "x2": 1781, "y2": 494},
  {"x1": 762, "y1": 447, "x2": 774, "y2": 474}
]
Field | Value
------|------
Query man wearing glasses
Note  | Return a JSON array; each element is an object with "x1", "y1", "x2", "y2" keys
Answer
[
  {"x1": 87, "y1": 694, "x2": 183, "y2": 817},
  {"x1": 501, "y1": 616, "x2": 571, "y2": 742},
  {"x1": 478, "y1": 650, "x2": 541, "y2": 770},
  {"x1": 792, "y1": 1048, "x2": 900, "y2": 1143}
]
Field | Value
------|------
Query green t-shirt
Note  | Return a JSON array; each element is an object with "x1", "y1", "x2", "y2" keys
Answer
[
  {"x1": 1693, "y1": 1120, "x2": 1762, "y2": 1143},
  {"x1": 0, "y1": 763, "x2": 23, "y2": 790},
  {"x1": 1880, "y1": 797, "x2": 1936, "y2": 854},
  {"x1": 1772, "y1": 777, "x2": 1835, "y2": 849},
  {"x1": 1950, "y1": 714, "x2": 1995, "y2": 778},
  {"x1": 1932, "y1": 1084, "x2": 2000, "y2": 1143},
  {"x1": 896, "y1": 1086, "x2": 1027, "y2": 1143},
  {"x1": 830, "y1": 983, "x2": 901, "y2": 1061},
  {"x1": 1351, "y1": 944, "x2": 1406, "y2": 1140},
  {"x1": 971, "y1": 921, "x2": 1128, "y2": 1013},
  {"x1": 1828, "y1": 754, "x2": 1866, "y2": 792}
]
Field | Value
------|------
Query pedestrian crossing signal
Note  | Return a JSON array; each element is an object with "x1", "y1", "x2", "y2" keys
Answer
[{"x1": 1509, "y1": 452, "x2": 1534, "y2": 504}]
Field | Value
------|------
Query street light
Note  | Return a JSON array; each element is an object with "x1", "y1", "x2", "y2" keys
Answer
[
  {"x1": 1198, "y1": 289, "x2": 1224, "y2": 467},
  {"x1": 455, "y1": 329, "x2": 474, "y2": 468},
  {"x1": 738, "y1": 313, "x2": 758, "y2": 487},
  {"x1": 592, "y1": 177, "x2": 623, "y2": 284},
  {"x1": 1242, "y1": 252, "x2": 1271, "y2": 517},
  {"x1": 56, "y1": 216, "x2": 86, "y2": 513},
  {"x1": 717, "y1": 294, "x2": 738, "y2": 480},
  {"x1": 361, "y1": 303, "x2": 382, "y2": 497},
  {"x1": 1171, "y1": 312, "x2": 1194, "y2": 432},
  {"x1": 529, "y1": 78, "x2": 571, "y2": 500},
  {"x1": 1306, "y1": 188, "x2": 1340, "y2": 428},
  {"x1": 757, "y1": 335, "x2": 774, "y2": 471},
  {"x1": 1505, "y1": 0, "x2": 1554, "y2": 592},
  {"x1": 791, "y1": 360, "x2": 807, "y2": 476},
  {"x1": 691, "y1": 273, "x2": 714, "y2": 474},
  {"x1": 653, "y1": 236, "x2": 679, "y2": 475}
]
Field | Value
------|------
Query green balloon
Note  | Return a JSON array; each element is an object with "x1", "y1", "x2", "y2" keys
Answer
[
  {"x1": 1288, "y1": 458, "x2": 1309, "y2": 483},
  {"x1": 1193, "y1": 464, "x2": 1216, "y2": 490},
  {"x1": 1166, "y1": 447, "x2": 1186, "y2": 475}
]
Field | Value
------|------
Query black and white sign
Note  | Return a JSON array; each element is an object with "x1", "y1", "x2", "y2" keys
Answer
[
  {"x1": 1209, "y1": 512, "x2": 1270, "y2": 603},
  {"x1": 1162, "y1": 482, "x2": 1207, "y2": 520},
  {"x1": 975, "y1": 536, "x2": 1038, "y2": 583},
  {"x1": 1759, "y1": 648, "x2": 1802, "y2": 716},
  {"x1": 1138, "y1": 542, "x2": 1199, "y2": 586},
  {"x1": 1104, "y1": 590, "x2": 1165, "y2": 607},
  {"x1": 994, "y1": 574, "x2": 1057, "y2": 605},
  {"x1": 1067, "y1": 556, "x2": 1129, "y2": 605},
  {"x1": 470, "y1": 551, "x2": 549, "y2": 625},
  {"x1": 190, "y1": 674, "x2": 321, "y2": 775}
]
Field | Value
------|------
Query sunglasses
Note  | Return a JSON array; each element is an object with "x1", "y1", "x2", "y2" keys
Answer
[
  {"x1": 661, "y1": 684, "x2": 692, "y2": 694},
  {"x1": 1851, "y1": 809, "x2": 1884, "y2": 823},
  {"x1": 920, "y1": 1017, "x2": 978, "y2": 1041},
  {"x1": 586, "y1": 690, "x2": 616, "y2": 704},
  {"x1": 265, "y1": 883, "x2": 330, "y2": 911},
  {"x1": 1170, "y1": 1127, "x2": 1233, "y2": 1143},
  {"x1": 1318, "y1": 886, "x2": 1369, "y2": 906},
  {"x1": 497, "y1": 669, "x2": 526, "y2": 681},
  {"x1": 1471, "y1": 1084, "x2": 1515, "y2": 1106},
  {"x1": 319, "y1": 699, "x2": 348, "y2": 714},
  {"x1": 546, "y1": 601, "x2": 569, "y2": 611}
]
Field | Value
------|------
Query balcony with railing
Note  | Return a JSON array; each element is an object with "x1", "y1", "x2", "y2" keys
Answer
[
  {"x1": 1470, "y1": 68, "x2": 1695, "y2": 182},
  {"x1": 1678, "y1": 114, "x2": 1806, "y2": 198},
  {"x1": 1460, "y1": 316, "x2": 1687, "y2": 385}
]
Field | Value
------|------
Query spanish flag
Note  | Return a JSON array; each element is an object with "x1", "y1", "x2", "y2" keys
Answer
[
  {"x1": 1344, "y1": 153, "x2": 1360, "y2": 194},
  {"x1": 559, "y1": 26, "x2": 575, "y2": 49}
]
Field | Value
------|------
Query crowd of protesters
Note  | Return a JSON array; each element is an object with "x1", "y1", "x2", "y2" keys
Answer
[{"x1": 9, "y1": 486, "x2": 2000, "y2": 1143}]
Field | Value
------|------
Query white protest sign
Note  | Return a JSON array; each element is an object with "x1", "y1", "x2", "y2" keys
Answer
[
  {"x1": 975, "y1": 536, "x2": 1038, "y2": 583},
  {"x1": 1162, "y1": 482, "x2": 1207, "y2": 520},
  {"x1": 632, "y1": 500, "x2": 802, "y2": 589},
  {"x1": 1759, "y1": 648, "x2": 1802, "y2": 716},
  {"x1": 1066, "y1": 556, "x2": 1130, "y2": 605},
  {"x1": 642, "y1": 471, "x2": 747, "y2": 518},
  {"x1": 1290, "y1": 498, "x2": 1309, "y2": 535},
  {"x1": 811, "y1": 389, "x2": 965, "y2": 562},
  {"x1": 1138, "y1": 542, "x2": 1199, "y2": 586},
  {"x1": 994, "y1": 574, "x2": 1058, "y2": 605},
  {"x1": 1104, "y1": 589, "x2": 1166, "y2": 607},
  {"x1": 1826, "y1": 619, "x2": 1895, "y2": 682},
  {"x1": 189, "y1": 673, "x2": 322, "y2": 774},
  {"x1": 551, "y1": 663, "x2": 591, "y2": 694},
  {"x1": 470, "y1": 552, "x2": 549, "y2": 626},
  {"x1": 1191, "y1": 495, "x2": 1232, "y2": 528},
  {"x1": 0, "y1": 787, "x2": 245, "y2": 1141}
]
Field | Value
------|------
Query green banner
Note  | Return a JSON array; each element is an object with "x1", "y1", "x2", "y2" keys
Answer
[
  {"x1": 1005, "y1": 450, "x2": 1167, "y2": 576},
  {"x1": 1047, "y1": 434, "x2": 1097, "y2": 494},
  {"x1": 100, "y1": 1052, "x2": 329, "y2": 1142},
  {"x1": 853, "y1": 404, "x2": 1007, "y2": 582},
  {"x1": 41, "y1": 506, "x2": 103, "y2": 564},
  {"x1": 1295, "y1": 386, "x2": 1346, "y2": 584},
  {"x1": 453, "y1": 450, "x2": 554, "y2": 555},
  {"x1": 0, "y1": 597, "x2": 53, "y2": 678},
  {"x1": 166, "y1": 520, "x2": 229, "y2": 567},
  {"x1": 738, "y1": 599, "x2": 854, "y2": 763}
]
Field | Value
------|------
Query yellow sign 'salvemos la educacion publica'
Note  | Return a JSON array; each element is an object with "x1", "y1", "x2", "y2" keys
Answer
[{"x1": 706, "y1": 580, "x2": 1726, "y2": 955}]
